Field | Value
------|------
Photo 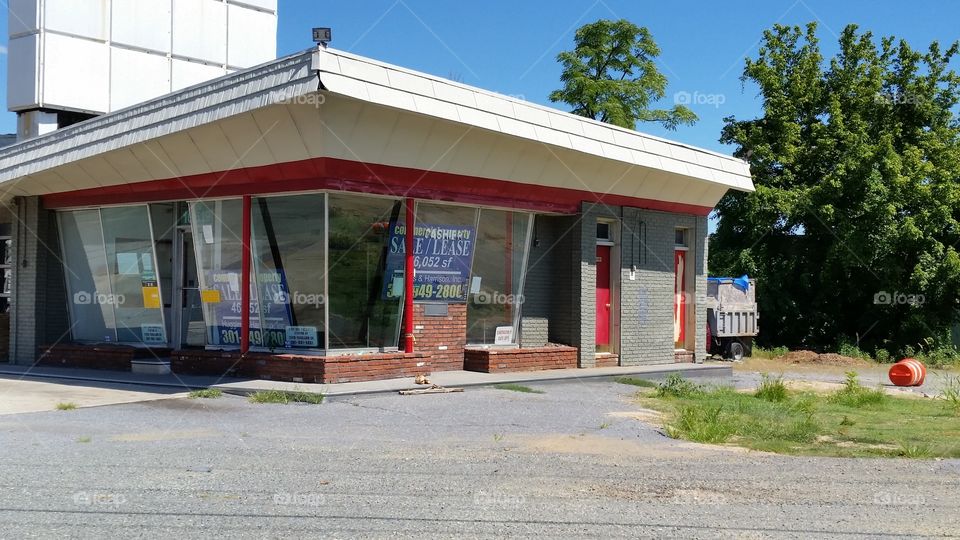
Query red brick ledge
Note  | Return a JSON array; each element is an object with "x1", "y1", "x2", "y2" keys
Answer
[
  {"x1": 171, "y1": 349, "x2": 430, "y2": 384},
  {"x1": 37, "y1": 344, "x2": 171, "y2": 372},
  {"x1": 463, "y1": 345, "x2": 578, "y2": 373}
]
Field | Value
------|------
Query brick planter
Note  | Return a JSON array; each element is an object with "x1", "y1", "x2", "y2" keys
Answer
[
  {"x1": 171, "y1": 350, "x2": 430, "y2": 383},
  {"x1": 463, "y1": 345, "x2": 578, "y2": 373},
  {"x1": 37, "y1": 344, "x2": 171, "y2": 371}
]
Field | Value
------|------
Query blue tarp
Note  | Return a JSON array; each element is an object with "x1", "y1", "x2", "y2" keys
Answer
[{"x1": 707, "y1": 274, "x2": 751, "y2": 291}]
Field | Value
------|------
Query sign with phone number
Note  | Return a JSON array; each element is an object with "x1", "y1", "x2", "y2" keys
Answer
[{"x1": 383, "y1": 222, "x2": 476, "y2": 303}]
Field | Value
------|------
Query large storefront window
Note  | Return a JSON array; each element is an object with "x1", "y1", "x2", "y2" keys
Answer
[
  {"x1": 414, "y1": 203, "x2": 479, "y2": 302},
  {"x1": 190, "y1": 200, "x2": 259, "y2": 348},
  {"x1": 327, "y1": 195, "x2": 404, "y2": 349},
  {"x1": 467, "y1": 210, "x2": 532, "y2": 345},
  {"x1": 58, "y1": 207, "x2": 166, "y2": 344},
  {"x1": 251, "y1": 194, "x2": 326, "y2": 349}
]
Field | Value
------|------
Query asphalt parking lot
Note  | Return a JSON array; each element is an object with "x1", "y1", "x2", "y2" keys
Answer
[{"x1": 0, "y1": 377, "x2": 957, "y2": 538}]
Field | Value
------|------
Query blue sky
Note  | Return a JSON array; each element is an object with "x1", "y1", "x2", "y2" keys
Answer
[{"x1": 2, "y1": 0, "x2": 959, "y2": 155}]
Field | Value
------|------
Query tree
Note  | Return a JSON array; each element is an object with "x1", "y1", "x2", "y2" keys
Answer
[
  {"x1": 549, "y1": 19, "x2": 697, "y2": 130},
  {"x1": 712, "y1": 22, "x2": 960, "y2": 357}
]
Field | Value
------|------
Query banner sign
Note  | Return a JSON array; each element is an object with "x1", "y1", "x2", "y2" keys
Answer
[
  {"x1": 204, "y1": 270, "x2": 294, "y2": 348},
  {"x1": 382, "y1": 221, "x2": 476, "y2": 303}
]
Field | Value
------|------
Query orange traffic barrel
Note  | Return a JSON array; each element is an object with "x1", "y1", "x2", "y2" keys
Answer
[{"x1": 888, "y1": 358, "x2": 926, "y2": 387}]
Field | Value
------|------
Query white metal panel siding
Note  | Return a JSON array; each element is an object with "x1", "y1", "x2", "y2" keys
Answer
[
  {"x1": 111, "y1": 0, "x2": 171, "y2": 53},
  {"x1": 43, "y1": 34, "x2": 110, "y2": 112},
  {"x1": 172, "y1": 0, "x2": 227, "y2": 64},
  {"x1": 6, "y1": 34, "x2": 39, "y2": 110},
  {"x1": 9, "y1": 0, "x2": 39, "y2": 34},
  {"x1": 110, "y1": 48, "x2": 171, "y2": 111},
  {"x1": 44, "y1": 0, "x2": 108, "y2": 40},
  {"x1": 229, "y1": 0, "x2": 276, "y2": 11},
  {"x1": 226, "y1": 4, "x2": 276, "y2": 68},
  {"x1": 171, "y1": 59, "x2": 226, "y2": 91}
]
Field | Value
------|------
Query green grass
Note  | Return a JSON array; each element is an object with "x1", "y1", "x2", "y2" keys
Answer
[
  {"x1": 638, "y1": 375, "x2": 960, "y2": 458},
  {"x1": 492, "y1": 383, "x2": 544, "y2": 394},
  {"x1": 655, "y1": 373, "x2": 703, "y2": 398},
  {"x1": 76, "y1": 436, "x2": 92, "y2": 443},
  {"x1": 189, "y1": 388, "x2": 223, "y2": 399},
  {"x1": 754, "y1": 373, "x2": 788, "y2": 402},
  {"x1": 827, "y1": 372, "x2": 887, "y2": 408},
  {"x1": 55, "y1": 402, "x2": 77, "y2": 411},
  {"x1": 614, "y1": 377, "x2": 657, "y2": 388},
  {"x1": 941, "y1": 375, "x2": 960, "y2": 410},
  {"x1": 753, "y1": 346, "x2": 789, "y2": 359},
  {"x1": 247, "y1": 390, "x2": 324, "y2": 405}
]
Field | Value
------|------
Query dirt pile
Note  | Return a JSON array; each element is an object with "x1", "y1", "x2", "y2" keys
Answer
[{"x1": 780, "y1": 350, "x2": 871, "y2": 367}]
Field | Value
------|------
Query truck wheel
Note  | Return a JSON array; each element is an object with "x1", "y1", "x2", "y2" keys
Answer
[{"x1": 727, "y1": 341, "x2": 745, "y2": 361}]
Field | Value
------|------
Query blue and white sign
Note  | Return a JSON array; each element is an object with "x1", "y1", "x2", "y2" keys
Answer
[{"x1": 383, "y1": 221, "x2": 476, "y2": 302}]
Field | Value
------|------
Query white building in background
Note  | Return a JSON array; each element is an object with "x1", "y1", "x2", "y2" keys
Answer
[{"x1": 7, "y1": 0, "x2": 278, "y2": 140}]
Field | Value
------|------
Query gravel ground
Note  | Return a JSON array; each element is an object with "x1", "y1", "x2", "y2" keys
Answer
[{"x1": 0, "y1": 378, "x2": 957, "y2": 538}]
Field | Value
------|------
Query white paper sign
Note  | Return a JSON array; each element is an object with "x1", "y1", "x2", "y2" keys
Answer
[
  {"x1": 470, "y1": 276, "x2": 482, "y2": 294},
  {"x1": 202, "y1": 224, "x2": 214, "y2": 244},
  {"x1": 141, "y1": 324, "x2": 167, "y2": 345},
  {"x1": 494, "y1": 326, "x2": 514, "y2": 345},
  {"x1": 285, "y1": 326, "x2": 319, "y2": 348}
]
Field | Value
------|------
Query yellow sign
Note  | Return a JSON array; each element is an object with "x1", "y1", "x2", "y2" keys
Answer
[
  {"x1": 200, "y1": 289, "x2": 222, "y2": 303},
  {"x1": 142, "y1": 286, "x2": 161, "y2": 309}
]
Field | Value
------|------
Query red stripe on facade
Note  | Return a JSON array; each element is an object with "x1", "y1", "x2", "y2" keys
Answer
[{"x1": 40, "y1": 157, "x2": 715, "y2": 216}]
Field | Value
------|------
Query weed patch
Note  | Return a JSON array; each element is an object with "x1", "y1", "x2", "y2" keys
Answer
[
  {"x1": 656, "y1": 374, "x2": 703, "y2": 398},
  {"x1": 639, "y1": 375, "x2": 960, "y2": 458},
  {"x1": 248, "y1": 390, "x2": 324, "y2": 404},
  {"x1": 754, "y1": 373, "x2": 788, "y2": 402},
  {"x1": 828, "y1": 372, "x2": 886, "y2": 408},
  {"x1": 55, "y1": 402, "x2": 77, "y2": 411},
  {"x1": 614, "y1": 377, "x2": 657, "y2": 388},
  {"x1": 493, "y1": 383, "x2": 544, "y2": 394},
  {"x1": 189, "y1": 389, "x2": 223, "y2": 399}
]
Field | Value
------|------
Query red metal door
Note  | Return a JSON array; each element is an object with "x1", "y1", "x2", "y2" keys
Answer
[
  {"x1": 674, "y1": 249, "x2": 687, "y2": 348},
  {"x1": 596, "y1": 245, "x2": 611, "y2": 346}
]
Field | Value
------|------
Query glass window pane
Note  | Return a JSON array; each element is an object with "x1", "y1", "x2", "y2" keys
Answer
[
  {"x1": 327, "y1": 194, "x2": 404, "y2": 349},
  {"x1": 467, "y1": 211, "x2": 530, "y2": 344},
  {"x1": 100, "y1": 206, "x2": 167, "y2": 345},
  {"x1": 251, "y1": 194, "x2": 326, "y2": 349},
  {"x1": 190, "y1": 200, "x2": 258, "y2": 349},
  {"x1": 59, "y1": 210, "x2": 116, "y2": 342},
  {"x1": 413, "y1": 203, "x2": 478, "y2": 302},
  {"x1": 150, "y1": 203, "x2": 176, "y2": 342}
]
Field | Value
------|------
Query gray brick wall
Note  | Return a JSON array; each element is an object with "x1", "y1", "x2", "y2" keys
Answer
[
  {"x1": 520, "y1": 203, "x2": 709, "y2": 367},
  {"x1": 10, "y1": 196, "x2": 68, "y2": 365},
  {"x1": 518, "y1": 317, "x2": 548, "y2": 347}
]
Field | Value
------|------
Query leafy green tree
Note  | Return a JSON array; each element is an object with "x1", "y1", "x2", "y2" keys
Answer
[
  {"x1": 549, "y1": 19, "x2": 697, "y2": 130},
  {"x1": 713, "y1": 22, "x2": 960, "y2": 356}
]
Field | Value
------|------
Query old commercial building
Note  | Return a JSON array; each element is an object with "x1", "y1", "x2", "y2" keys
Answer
[{"x1": 0, "y1": 45, "x2": 754, "y2": 382}]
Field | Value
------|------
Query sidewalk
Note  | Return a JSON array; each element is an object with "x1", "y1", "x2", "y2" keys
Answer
[{"x1": 0, "y1": 362, "x2": 731, "y2": 398}]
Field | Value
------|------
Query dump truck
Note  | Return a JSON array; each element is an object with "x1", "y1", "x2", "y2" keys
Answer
[{"x1": 705, "y1": 275, "x2": 758, "y2": 361}]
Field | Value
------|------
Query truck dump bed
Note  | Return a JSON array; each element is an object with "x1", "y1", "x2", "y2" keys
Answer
[{"x1": 706, "y1": 277, "x2": 758, "y2": 338}]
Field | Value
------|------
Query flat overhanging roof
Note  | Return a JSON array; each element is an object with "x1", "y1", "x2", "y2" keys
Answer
[{"x1": 0, "y1": 46, "x2": 754, "y2": 211}]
